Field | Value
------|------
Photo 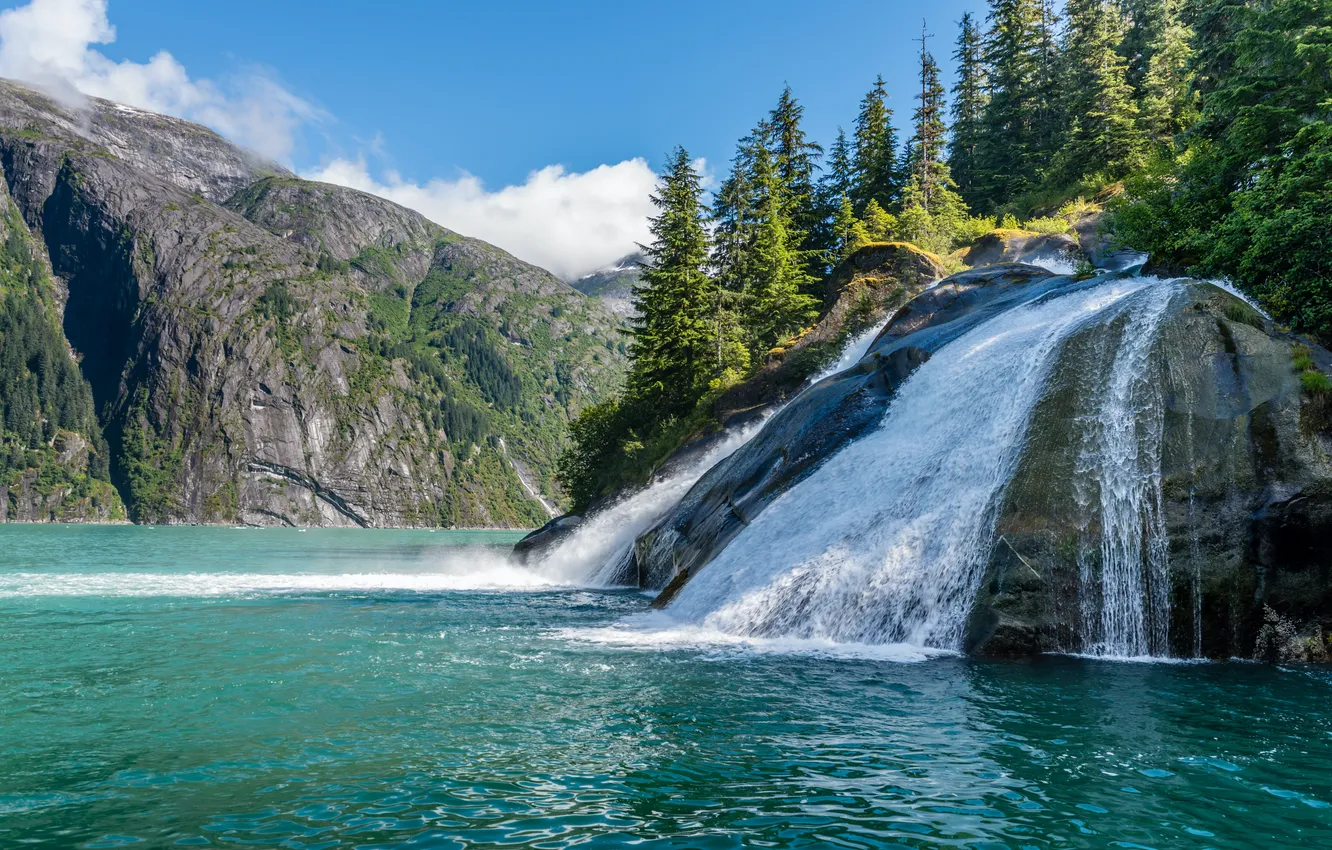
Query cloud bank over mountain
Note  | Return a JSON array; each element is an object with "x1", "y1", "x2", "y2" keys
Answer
[{"x1": 0, "y1": 0, "x2": 655, "y2": 279}]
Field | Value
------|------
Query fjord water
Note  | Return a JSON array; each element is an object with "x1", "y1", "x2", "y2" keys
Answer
[{"x1": 5, "y1": 526, "x2": 1332, "y2": 849}]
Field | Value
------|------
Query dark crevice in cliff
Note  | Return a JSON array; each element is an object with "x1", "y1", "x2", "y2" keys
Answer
[{"x1": 40, "y1": 162, "x2": 142, "y2": 510}]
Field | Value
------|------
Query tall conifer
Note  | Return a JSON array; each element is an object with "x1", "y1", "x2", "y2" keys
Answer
[
  {"x1": 948, "y1": 13, "x2": 988, "y2": 206},
  {"x1": 975, "y1": 0, "x2": 1047, "y2": 206},
  {"x1": 907, "y1": 21, "x2": 950, "y2": 211},
  {"x1": 1055, "y1": 0, "x2": 1143, "y2": 181},
  {"x1": 629, "y1": 147, "x2": 715, "y2": 411},
  {"x1": 852, "y1": 76, "x2": 901, "y2": 213}
]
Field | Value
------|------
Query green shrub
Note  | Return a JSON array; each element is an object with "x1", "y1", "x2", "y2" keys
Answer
[
  {"x1": 1022, "y1": 216, "x2": 1073, "y2": 235},
  {"x1": 1301, "y1": 369, "x2": 1332, "y2": 396}
]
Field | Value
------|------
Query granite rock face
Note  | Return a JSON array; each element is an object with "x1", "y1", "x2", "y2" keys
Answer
[
  {"x1": 0, "y1": 78, "x2": 627, "y2": 527},
  {"x1": 970, "y1": 285, "x2": 1332, "y2": 658}
]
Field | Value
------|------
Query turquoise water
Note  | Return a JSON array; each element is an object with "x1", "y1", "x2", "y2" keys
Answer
[{"x1": 3, "y1": 526, "x2": 1332, "y2": 848}]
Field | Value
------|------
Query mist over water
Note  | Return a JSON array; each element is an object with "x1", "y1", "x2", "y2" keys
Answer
[{"x1": 527, "y1": 312, "x2": 892, "y2": 587}]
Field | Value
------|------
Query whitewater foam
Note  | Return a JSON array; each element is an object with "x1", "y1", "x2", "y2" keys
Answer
[
  {"x1": 556, "y1": 611, "x2": 950, "y2": 662},
  {"x1": 664, "y1": 277, "x2": 1180, "y2": 650},
  {"x1": 530, "y1": 313, "x2": 890, "y2": 587},
  {"x1": 807, "y1": 317, "x2": 892, "y2": 386},
  {"x1": 0, "y1": 564, "x2": 563, "y2": 598}
]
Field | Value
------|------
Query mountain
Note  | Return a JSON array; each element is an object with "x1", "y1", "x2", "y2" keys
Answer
[
  {"x1": 571, "y1": 252, "x2": 642, "y2": 319},
  {"x1": 0, "y1": 79, "x2": 627, "y2": 527}
]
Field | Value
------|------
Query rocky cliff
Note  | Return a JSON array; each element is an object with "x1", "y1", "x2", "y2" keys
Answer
[{"x1": 0, "y1": 79, "x2": 627, "y2": 527}]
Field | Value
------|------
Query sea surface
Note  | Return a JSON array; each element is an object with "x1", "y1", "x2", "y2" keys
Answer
[{"x1": 3, "y1": 525, "x2": 1331, "y2": 849}]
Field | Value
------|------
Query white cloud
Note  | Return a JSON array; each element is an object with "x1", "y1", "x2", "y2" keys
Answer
[
  {"x1": 0, "y1": 0, "x2": 662, "y2": 279},
  {"x1": 0, "y1": 0, "x2": 319, "y2": 161},
  {"x1": 307, "y1": 157, "x2": 660, "y2": 280}
]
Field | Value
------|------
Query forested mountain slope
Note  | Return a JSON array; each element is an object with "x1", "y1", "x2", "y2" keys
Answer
[{"x1": 0, "y1": 79, "x2": 627, "y2": 527}]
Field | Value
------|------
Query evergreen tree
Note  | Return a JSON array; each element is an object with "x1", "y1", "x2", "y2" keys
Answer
[
  {"x1": 851, "y1": 76, "x2": 901, "y2": 213},
  {"x1": 829, "y1": 193, "x2": 862, "y2": 263},
  {"x1": 767, "y1": 85, "x2": 825, "y2": 270},
  {"x1": 907, "y1": 21, "x2": 950, "y2": 211},
  {"x1": 1033, "y1": 0, "x2": 1065, "y2": 159},
  {"x1": 822, "y1": 128, "x2": 855, "y2": 200},
  {"x1": 711, "y1": 135, "x2": 760, "y2": 299},
  {"x1": 1135, "y1": 0, "x2": 1198, "y2": 144},
  {"x1": 1054, "y1": 0, "x2": 1144, "y2": 181},
  {"x1": 948, "y1": 12, "x2": 988, "y2": 205},
  {"x1": 745, "y1": 144, "x2": 820, "y2": 352},
  {"x1": 813, "y1": 127, "x2": 855, "y2": 269},
  {"x1": 1113, "y1": 0, "x2": 1332, "y2": 343},
  {"x1": 628, "y1": 147, "x2": 716, "y2": 412},
  {"x1": 975, "y1": 0, "x2": 1048, "y2": 206}
]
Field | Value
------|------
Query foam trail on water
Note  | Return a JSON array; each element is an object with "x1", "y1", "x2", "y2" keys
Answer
[
  {"x1": 662, "y1": 277, "x2": 1180, "y2": 649},
  {"x1": 0, "y1": 566, "x2": 562, "y2": 598},
  {"x1": 531, "y1": 317, "x2": 893, "y2": 586}
]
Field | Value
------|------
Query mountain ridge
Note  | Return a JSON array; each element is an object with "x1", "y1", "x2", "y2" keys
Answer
[{"x1": 0, "y1": 77, "x2": 627, "y2": 527}]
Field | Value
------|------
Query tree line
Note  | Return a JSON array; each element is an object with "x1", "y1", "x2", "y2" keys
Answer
[{"x1": 558, "y1": 0, "x2": 1329, "y2": 511}]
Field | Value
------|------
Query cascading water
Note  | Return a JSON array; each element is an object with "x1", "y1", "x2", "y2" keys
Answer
[
  {"x1": 807, "y1": 317, "x2": 893, "y2": 386},
  {"x1": 1073, "y1": 282, "x2": 1178, "y2": 657},
  {"x1": 528, "y1": 416, "x2": 772, "y2": 586},
  {"x1": 529, "y1": 317, "x2": 889, "y2": 586},
  {"x1": 663, "y1": 277, "x2": 1183, "y2": 651}
]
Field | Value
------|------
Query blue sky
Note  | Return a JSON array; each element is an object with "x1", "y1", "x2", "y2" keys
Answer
[{"x1": 0, "y1": 0, "x2": 983, "y2": 277}]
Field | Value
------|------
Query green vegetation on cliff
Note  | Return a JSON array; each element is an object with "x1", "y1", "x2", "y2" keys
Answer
[
  {"x1": 0, "y1": 79, "x2": 626, "y2": 528},
  {"x1": 0, "y1": 196, "x2": 123, "y2": 522}
]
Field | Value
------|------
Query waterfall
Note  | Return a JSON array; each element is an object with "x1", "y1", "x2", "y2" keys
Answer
[
  {"x1": 664, "y1": 277, "x2": 1182, "y2": 650},
  {"x1": 529, "y1": 416, "x2": 773, "y2": 586},
  {"x1": 1074, "y1": 282, "x2": 1178, "y2": 657},
  {"x1": 530, "y1": 318, "x2": 888, "y2": 586},
  {"x1": 807, "y1": 317, "x2": 892, "y2": 386}
]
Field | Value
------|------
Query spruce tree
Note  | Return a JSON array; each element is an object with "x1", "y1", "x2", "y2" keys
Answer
[
  {"x1": 830, "y1": 193, "x2": 861, "y2": 263},
  {"x1": 907, "y1": 21, "x2": 950, "y2": 211},
  {"x1": 1055, "y1": 0, "x2": 1144, "y2": 182},
  {"x1": 767, "y1": 85, "x2": 824, "y2": 270},
  {"x1": 746, "y1": 144, "x2": 820, "y2": 352},
  {"x1": 975, "y1": 0, "x2": 1047, "y2": 206},
  {"x1": 1135, "y1": 0, "x2": 1197, "y2": 144},
  {"x1": 948, "y1": 12, "x2": 988, "y2": 206},
  {"x1": 1033, "y1": 0, "x2": 1065, "y2": 160},
  {"x1": 813, "y1": 128, "x2": 855, "y2": 269},
  {"x1": 851, "y1": 76, "x2": 901, "y2": 214},
  {"x1": 822, "y1": 128, "x2": 855, "y2": 201},
  {"x1": 628, "y1": 147, "x2": 716, "y2": 412}
]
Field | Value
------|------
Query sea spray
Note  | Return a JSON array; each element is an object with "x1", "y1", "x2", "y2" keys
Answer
[
  {"x1": 528, "y1": 415, "x2": 775, "y2": 586},
  {"x1": 662, "y1": 277, "x2": 1182, "y2": 649}
]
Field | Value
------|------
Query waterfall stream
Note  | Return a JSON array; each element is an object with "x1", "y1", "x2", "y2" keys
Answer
[
  {"x1": 528, "y1": 318, "x2": 891, "y2": 585},
  {"x1": 663, "y1": 277, "x2": 1182, "y2": 652}
]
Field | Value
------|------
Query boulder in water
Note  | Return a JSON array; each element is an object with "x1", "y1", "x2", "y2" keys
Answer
[
  {"x1": 511, "y1": 514, "x2": 583, "y2": 565},
  {"x1": 968, "y1": 284, "x2": 1332, "y2": 658}
]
